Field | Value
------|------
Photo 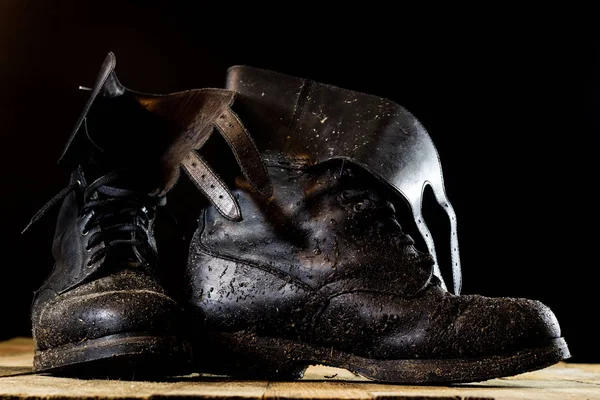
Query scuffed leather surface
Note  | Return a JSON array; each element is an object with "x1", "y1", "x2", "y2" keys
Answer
[
  {"x1": 214, "y1": 108, "x2": 272, "y2": 198},
  {"x1": 314, "y1": 287, "x2": 560, "y2": 359},
  {"x1": 186, "y1": 248, "x2": 313, "y2": 338},
  {"x1": 198, "y1": 165, "x2": 432, "y2": 296},
  {"x1": 181, "y1": 151, "x2": 242, "y2": 221},
  {"x1": 135, "y1": 88, "x2": 236, "y2": 194},
  {"x1": 225, "y1": 65, "x2": 460, "y2": 293},
  {"x1": 33, "y1": 270, "x2": 180, "y2": 350},
  {"x1": 187, "y1": 162, "x2": 562, "y2": 360},
  {"x1": 225, "y1": 65, "x2": 443, "y2": 200},
  {"x1": 30, "y1": 166, "x2": 180, "y2": 350}
]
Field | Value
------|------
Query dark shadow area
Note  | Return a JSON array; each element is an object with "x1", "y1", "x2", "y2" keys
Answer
[{"x1": 0, "y1": 367, "x2": 33, "y2": 378}]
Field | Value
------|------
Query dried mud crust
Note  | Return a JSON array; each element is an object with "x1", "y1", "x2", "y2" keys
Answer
[
  {"x1": 194, "y1": 332, "x2": 570, "y2": 384},
  {"x1": 34, "y1": 333, "x2": 191, "y2": 379}
]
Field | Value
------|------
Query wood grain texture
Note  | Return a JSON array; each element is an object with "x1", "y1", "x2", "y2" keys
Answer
[{"x1": 0, "y1": 337, "x2": 598, "y2": 399}]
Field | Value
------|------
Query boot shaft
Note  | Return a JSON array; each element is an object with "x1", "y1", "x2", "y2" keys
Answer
[{"x1": 217, "y1": 65, "x2": 461, "y2": 292}]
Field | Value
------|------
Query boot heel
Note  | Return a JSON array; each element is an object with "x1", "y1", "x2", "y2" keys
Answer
[{"x1": 195, "y1": 332, "x2": 307, "y2": 380}]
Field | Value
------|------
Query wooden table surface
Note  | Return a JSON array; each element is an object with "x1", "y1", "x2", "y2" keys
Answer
[{"x1": 0, "y1": 337, "x2": 598, "y2": 400}]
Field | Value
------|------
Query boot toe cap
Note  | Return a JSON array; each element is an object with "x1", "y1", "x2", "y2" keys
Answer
[
  {"x1": 346, "y1": 290, "x2": 563, "y2": 360},
  {"x1": 450, "y1": 296, "x2": 562, "y2": 357},
  {"x1": 33, "y1": 274, "x2": 181, "y2": 350}
]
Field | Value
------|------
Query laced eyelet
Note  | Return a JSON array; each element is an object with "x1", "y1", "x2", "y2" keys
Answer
[
  {"x1": 81, "y1": 228, "x2": 89, "y2": 236},
  {"x1": 78, "y1": 210, "x2": 94, "y2": 221},
  {"x1": 353, "y1": 202, "x2": 365, "y2": 212},
  {"x1": 338, "y1": 190, "x2": 352, "y2": 205}
]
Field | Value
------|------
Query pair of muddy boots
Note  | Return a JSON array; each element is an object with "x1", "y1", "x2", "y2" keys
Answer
[{"x1": 26, "y1": 53, "x2": 570, "y2": 383}]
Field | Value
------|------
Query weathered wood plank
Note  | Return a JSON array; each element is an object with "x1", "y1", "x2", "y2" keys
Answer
[{"x1": 0, "y1": 338, "x2": 598, "y2": 400}]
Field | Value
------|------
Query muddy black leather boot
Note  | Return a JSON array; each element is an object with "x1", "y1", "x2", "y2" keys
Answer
[
  {"x1": 25, "y1": 54, "x2": 270, "y2": 377},
  {"x1": 184, "y1": 66, "x2": 570, "y2": 384}
]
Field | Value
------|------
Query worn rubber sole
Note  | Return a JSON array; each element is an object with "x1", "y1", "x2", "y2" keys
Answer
[
  {"x1": 34, "y1": 333, "x2": 191, "y2": 378},
  {"x1": 195, "y1": 332, "x2": 570, "y2": 384}
]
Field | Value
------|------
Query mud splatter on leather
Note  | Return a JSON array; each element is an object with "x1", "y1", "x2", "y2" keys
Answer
[
  {"x1": 225, "y1": 65, "x2": 460, "y2": 293},
  {"x1": 187, "y1": 163, "x2": 560, "y2": 356},
  {"x1": 185, "y1": 66, "x2": 570, "y2": 383}
]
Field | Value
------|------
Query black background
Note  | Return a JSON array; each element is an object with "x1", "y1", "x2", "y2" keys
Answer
[{"x1": 1, "y1": 2, "x2": 597, "y2": 362}]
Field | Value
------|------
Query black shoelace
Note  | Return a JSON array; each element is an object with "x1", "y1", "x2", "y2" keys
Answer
[{"x1": 22, "y1": 170, "x2": 165, "y2": 268}]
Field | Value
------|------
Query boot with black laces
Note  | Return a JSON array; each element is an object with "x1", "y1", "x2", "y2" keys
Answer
[
  {"x1": 184, "y1": 65, "x2": 570, "y2": 384},
  {"x1": 24, "y1": 53, "x2": 271, "y2": 377}
]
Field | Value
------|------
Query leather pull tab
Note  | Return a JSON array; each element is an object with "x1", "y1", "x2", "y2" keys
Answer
[
  {"x1": 214, "y1": 107, "x2": 273, "y2": 198},
  {"x1": 181, "y1": 151, "x2": 242, "y2": 221}
]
